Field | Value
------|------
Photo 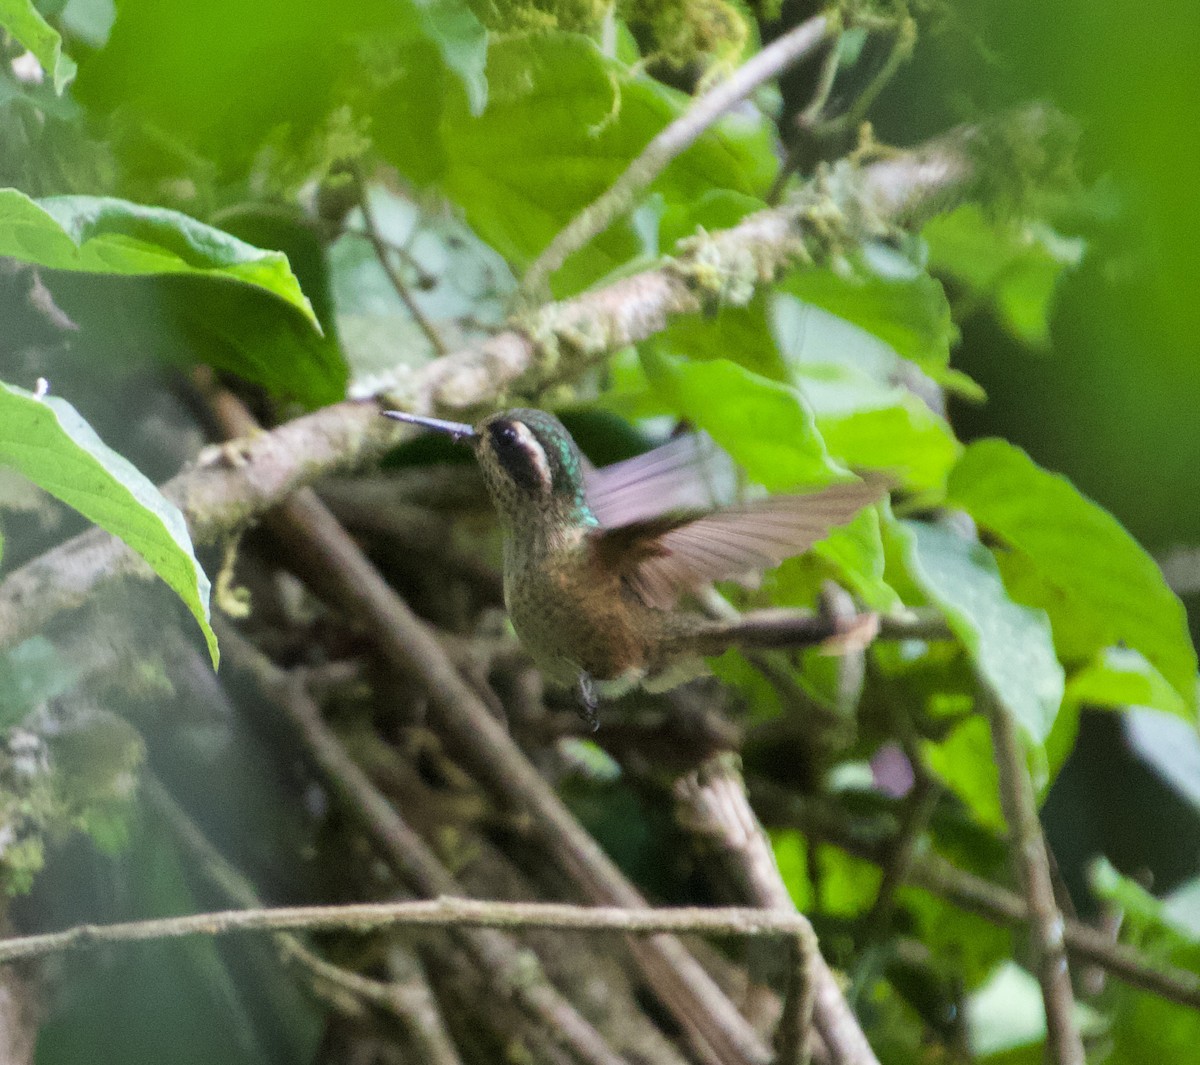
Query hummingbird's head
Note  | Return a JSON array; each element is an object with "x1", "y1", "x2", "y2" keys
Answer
[{"x1": 383, "y1": 407, "x2": 592, "y2": 526}]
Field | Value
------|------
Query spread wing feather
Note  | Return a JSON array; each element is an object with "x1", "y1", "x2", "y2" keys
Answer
[
  {"x1": 590, "y1": 481, "x2": 886, "y2": 610},
  {"x1": 584, "y1": 434, "x2": 737, "y2": 527}
]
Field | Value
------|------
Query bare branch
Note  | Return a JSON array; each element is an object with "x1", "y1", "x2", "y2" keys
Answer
[
  {"x1": 0, "y1": 898, "x2": 820, "y2": 967},
  {"x1": 987, "y1": 695, "x2": 1086, "y2": 1065}
]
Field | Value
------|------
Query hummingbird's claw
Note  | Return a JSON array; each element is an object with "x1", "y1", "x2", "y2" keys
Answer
[{"x1": 577, "y1": 674, "x2": 600, "y2": 732}]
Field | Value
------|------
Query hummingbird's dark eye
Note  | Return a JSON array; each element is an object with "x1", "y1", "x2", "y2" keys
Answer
[{"x1": 487, "y1": 420, "x2": 551, "y2": 494}]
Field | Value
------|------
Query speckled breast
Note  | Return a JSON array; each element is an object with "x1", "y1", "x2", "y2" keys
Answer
[{"x1": 503, "y1": 560, "x2": 649, "y2": 689}]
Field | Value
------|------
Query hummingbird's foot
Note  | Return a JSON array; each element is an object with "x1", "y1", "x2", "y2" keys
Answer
[{"x1": 577, "y1": 673, "x2": 600, "y2": 732}]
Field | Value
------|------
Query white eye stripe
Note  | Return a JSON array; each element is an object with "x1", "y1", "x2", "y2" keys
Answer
[{"x1": 511, "y1": 421, "x2": 553, "y2": 491}]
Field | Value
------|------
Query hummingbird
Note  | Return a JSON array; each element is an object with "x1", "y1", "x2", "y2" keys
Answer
[{"x1": 383, "y1": 408, "x2": 884, "y2": 727}]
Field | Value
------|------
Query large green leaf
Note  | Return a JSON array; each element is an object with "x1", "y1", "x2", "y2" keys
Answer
[
  {"x1": 0, "y1": 382, "x2": 217, "y2": 666},
  {"x1": 0, "y1": 0, "x2": 77, "y2": 92},
  {"x1": 901, "y1": 520, "x2": 1064, "y2": 746},
  {"x1": 923, "y1": 204, "x2": 1082, "y2": 348},
  {"x1": 798, "y1": 364, "x2": 961, "y2": 493},
  {"x1": 46, "y1": 272, "x2": 347, "y2": 409},
  {"x1": 782, "y1": 252, "x2": 956, "y2": 374},
  {"x1": 389, "y1": 0, "x2": 487, "y2": 115},
  {"x1": 773, "y1": 293, "x2": 963, "y2": 492},
  {"x1": 1065, "y1": 647, "x2": 1190, "y2": 722},
  {"x1": 652, "y1": 294, "x2": 787, "y2": 381},
  {"x1": 811, "y1": 507, "x2": 899, "y2": 611},
  {"x1": 0, "y1": 190, "x2": 317, "y2": 324},
  {"x1": 643, "y1": 354, "x2": 841, "y2": 490},
  {"x1": 1, "y1": 192, "x2": 347, "y2": 405},
  {"x1": 946, "y1": 439, "x2": 1197, "y2": 716},
  {"x1": 417, "y1": 32, "x2": 774, "y2": 294}
]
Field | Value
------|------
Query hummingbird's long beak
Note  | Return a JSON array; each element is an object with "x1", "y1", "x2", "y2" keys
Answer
[{"x1": 383, "y1": 410, "x2": 476, "y2": 443}]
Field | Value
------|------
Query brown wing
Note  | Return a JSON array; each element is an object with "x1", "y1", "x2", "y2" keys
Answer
[
  {"x1": 584, "y1": 433, "x2": 737, "y2": 527},
  {"x1": 590, "y1": 480, "x2": 887, "y2": 610}
]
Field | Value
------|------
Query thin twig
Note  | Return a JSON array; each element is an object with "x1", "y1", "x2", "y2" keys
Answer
[
  {"x1": 520, "y1": 13, "x2": 833, "y2": 297},
  {"x1": 986, "y1": 694, "x2": 1085, "y2": 1065},
  {"x1": 771, "y1": 15, "x2": 917, "y2": 203},
  {"x1": 353, "y1": 166, "x2": 449, "y2": 355},
  {"x1": 799, "y1": 34, "x2": 844, "y2": 128},
  {"x1": 0, "y1": 898, "x2": 821, "y2": 964},
  {"x1": 766, "y1": 34, "x2": 843, "y2": 205}
]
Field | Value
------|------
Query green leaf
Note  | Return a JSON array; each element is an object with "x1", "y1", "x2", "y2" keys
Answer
[
  {"x1": 818, "y1": 844, "x2": 883, "y2": 918},
  {"x1": 782, "y1": 251, "x2": 956, "y2": 373},
  {"x1": 47, "y1": 272, "x2": 347, "y2": 408},
  {"x1": 0, "y1": 382, "x2": 217, "y2": 666},
  {"x1": 924, "y1": 204, "x2": 1083, "y2": 348},
  {"x1": 642, "y1": 353, "x2": 841, "y2": 490},
  {"x1": 75, "y1": 0, "x2": 484, "y2": 182},
  {"x1": 775, "y1": 507, "x2": 900, "y2": 612},
  {"x1": 0, "y1": 0, "x2": 77, "y2": 92},
  {"x1": 423, "y1": 33, "x2": 774, "y2": 294},
  {"x1": 798, "y1": 363, "x2": 961, "y2": 492},
  {"x1": 946, "y1": 439, "x2": 1197, "y2": 717},
  {"x1": 652, "y1": 293, "x2": 786, "y2": 380},
  {"x1": 0, "y1": 190, "x2": 318, "y2": 326},
  {"x1": 901, "y1": 521, "x2": 1065, "y2": 746},
  {"x1": 773, "y1": 293, "x2": 963, "y2": 491},
  {"x1": 811, "y1": 507, "x2": 899, "y2": 611}
]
